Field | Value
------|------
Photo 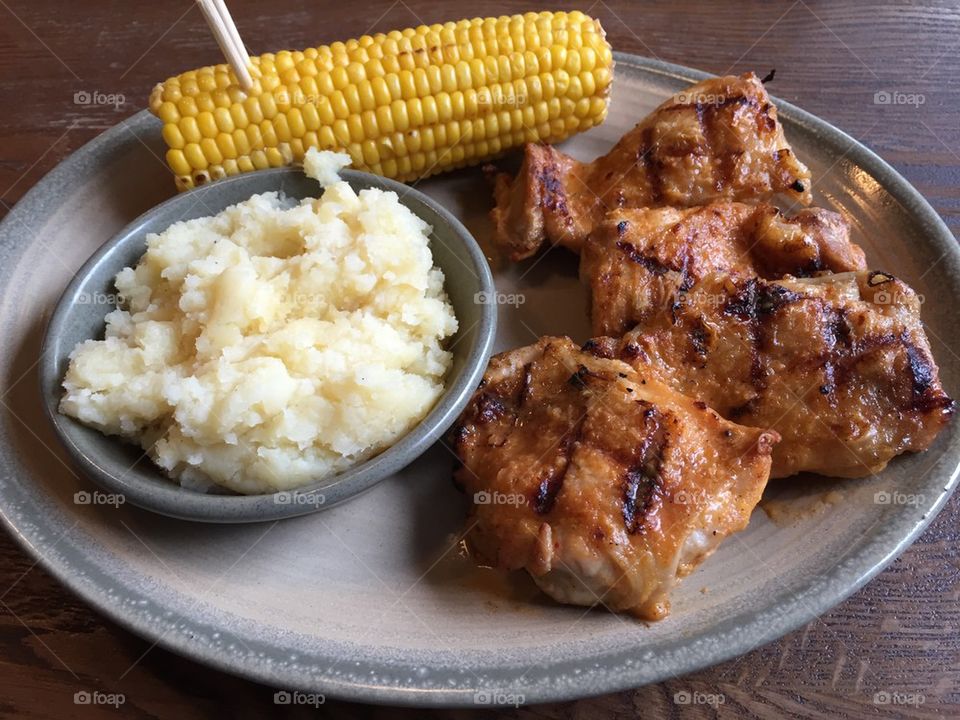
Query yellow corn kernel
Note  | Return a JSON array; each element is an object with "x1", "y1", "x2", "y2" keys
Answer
[
  {"x1": 201, "y1": 138, "x2": 223, "y2": 165},
  {"x1": 162, "y1": 124, "x2": 186, "y2": 150},
  {"x1": 183, "y1": 143, "x2": 208, "y2": 170},
  {"x1": 157, "y1": 101, "x2": 180, "y2": 124},
  {"x1": 167, "y1": 149, "x2": 191, "y2": 176},
  {"x1": 196, "y1": 111, "x2": 218, "y2": 138},
  {"x1": 216, "y1": 132, "x2": 236, "y2": 159},
  {"x1": 250, "y1": 149, "x2": 269, "y2": 169},
  {"x1": 180, "y1": 116, "x2": 202, "y2": 144}
]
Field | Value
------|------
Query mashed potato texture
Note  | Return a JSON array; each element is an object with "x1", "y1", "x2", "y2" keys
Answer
[{"x1": 61, "y1": 150, "x2": 458, "y2": 494}]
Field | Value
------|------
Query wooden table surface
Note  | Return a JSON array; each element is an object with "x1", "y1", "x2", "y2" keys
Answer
[{"x1": 1, "y1": 1, "x2": 958, "y2": 717}]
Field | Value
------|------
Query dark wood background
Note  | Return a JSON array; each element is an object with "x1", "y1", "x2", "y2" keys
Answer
[{"x1": 1, "y1": 1, "x2": 958, "y2": 717}]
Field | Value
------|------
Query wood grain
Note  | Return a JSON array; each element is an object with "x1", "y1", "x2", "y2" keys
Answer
[{"x1": 0, "y1": 1, "x2": 958, "y2": 717}]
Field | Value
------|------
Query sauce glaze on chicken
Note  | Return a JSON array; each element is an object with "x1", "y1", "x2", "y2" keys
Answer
[
  {"x1": 581, "y1": 201, "x2": 866, "y2": 336},
  {"x1": 452, "y1": 337, "x2": 778, "y2": 619},
  {"x1": 588, "y1": 272, "x2": 955, "y2": 478},
  {"x1": 490, "y1": 73, "x2": 813, "y2": 261}
]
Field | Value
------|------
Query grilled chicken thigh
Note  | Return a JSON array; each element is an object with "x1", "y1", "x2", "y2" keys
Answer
[
  {"x1": 452, "y1": 337, "x2": 778, "y2": 619},
  {"x1": 581, "y1": 202, "x2": 866, "y2": 336},
  {"x1": 491, "y1": 73, "x2": 812, "y2": 261},
  {"x1": 588, "y1": 272, "x2": 955, "y2": 478}
]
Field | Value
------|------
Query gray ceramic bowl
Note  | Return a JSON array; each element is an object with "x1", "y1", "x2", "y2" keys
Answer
[{"x1": 39, "y1": 167, "x2": 496, "y2": 523}]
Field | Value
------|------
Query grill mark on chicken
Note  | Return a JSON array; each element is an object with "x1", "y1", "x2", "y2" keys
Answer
[
  {"x1": 724, "y1": 279, "x2": 802, "y2": 320},
  {"x1": 537, "y1": 361, "x2": 612, "y2": 513},
  {"x1": 517, "y1": 363, "x2": 534, "y2": 406},
  {"x1": 619, "y1": 341, "x2": 649, "y2": 364},
  {"x1": 817, "y1": 306, "x2": 852, "y2": 406},
  {"x1": 669, "y1": 241, "x2": 695, "y2": 323},
  {"x1": 533, "y1": 418, "x2": 584, "y2": 515},
  {"x1": 568, "y1": 363, "x2": 610, "y2": 389},
  {"x1": 693, "y1": 101, "x2": 711, "y2": 166},
  {"x1": 581, "y1": 337, "x2": 619, "y2": 359},
  {"x1": 836, "y1": 333, "x2": 898, "y2": 381},
  {"x1": 616, "y1": 240, "x2": 675, "y2": 275},
  {"x1": 637, "y1": 126, "x2": 664, "y2": 204},
  {"x1": 622, "y1": 405, "x2": 669, "y2": 534},
  {"x1": 905, "y1": 339, "x2": 934, "y2": 397},
  {"x1": 662, "y1": 94, "x2": 756, "y2": 117},
  {"x1": 475, "y1": 393, "x2": 509, "y2": 424},
  {"x1": 692, "y1": 99, "x2": 727, "y2": 189},
  {"x1": 724, "y1": 279, "x2": 802, "y2": 388},
  {"x1": 901, "y1": 337, "x2": 956, "y2": 415},
  {"x1": 709, "y1": 106, "x2": 739, "y2": 191},
  {"x1": 828, "y1": 308, "x2": 853, "y2": 347},
  {"x1": 690, "y1": 320, "x2": 709, "y2": 359},
  {"x1": 684, "y1": 95, "x2": 758, "y2": 191}
]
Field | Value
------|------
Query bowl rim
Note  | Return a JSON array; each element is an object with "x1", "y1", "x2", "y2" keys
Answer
[{"x1": 38, "y1": 166, "x2": 497, "y2": 523}]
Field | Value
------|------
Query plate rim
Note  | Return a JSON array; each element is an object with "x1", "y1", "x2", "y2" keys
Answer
[{"x1": 0, "y1": 52, "x2": 957, "y2": 707}]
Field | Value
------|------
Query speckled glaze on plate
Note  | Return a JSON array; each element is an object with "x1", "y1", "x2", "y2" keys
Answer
[
  {"x1": 37, "y1": 167, "x2": 496, "y2": 522},
  {"x1": 0, "y1": 54, "x2": 957, "y2": 706}
]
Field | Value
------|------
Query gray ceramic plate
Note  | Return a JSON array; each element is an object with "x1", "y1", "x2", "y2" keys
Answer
[
  {"x1": 0, "y1": 54, "x2": 957, "y2": 707},
  {"x1": 38, "y1": 168, "x2": 496, "y2": 522}
]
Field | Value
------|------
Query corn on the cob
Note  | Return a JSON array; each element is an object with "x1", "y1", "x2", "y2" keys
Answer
[{"x1": 148, "y1": 11, "x2": 613, "y2": 191}]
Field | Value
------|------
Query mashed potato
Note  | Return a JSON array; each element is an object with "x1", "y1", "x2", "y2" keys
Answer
[{"x1": 61, "y1": 150, "x2": 458, "y2": 494}]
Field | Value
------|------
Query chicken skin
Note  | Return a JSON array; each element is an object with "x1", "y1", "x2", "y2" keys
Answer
[
  {"x1": 586, "y1": 272, "x2": 955, "y2": 478},
  {"x1": 452, "y1": 336, "x2": 778, "y2": 619},
  {"x1": 491, "y1": 73, "x2": 812, "y2": 261},
  {"x1": 581, "y1": 202, "x2": 867, "y2": 336}
]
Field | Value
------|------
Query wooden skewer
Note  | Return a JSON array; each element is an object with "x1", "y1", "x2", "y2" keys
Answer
[
  {"x1": 212, "y1": 0, "x2": 251, "y2": 70},
  {"x1": 196, "y1": 0, "x2": 253, "y2": 91}
]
